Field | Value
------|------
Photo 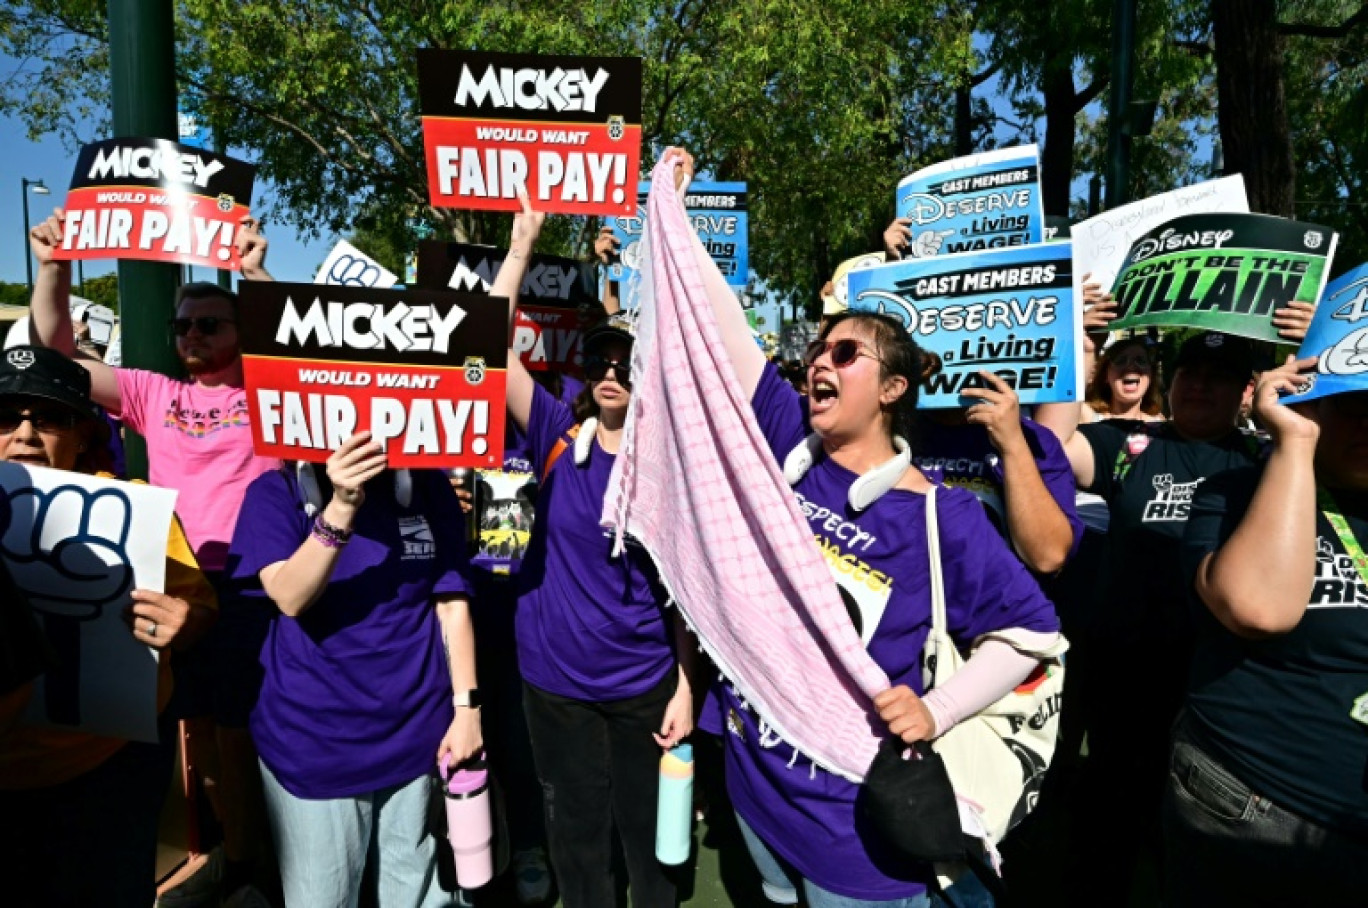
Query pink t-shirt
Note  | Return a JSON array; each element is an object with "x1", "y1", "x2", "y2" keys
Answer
[{"x1": 115, "y1": 368, "x2": 280, "y2": 571}]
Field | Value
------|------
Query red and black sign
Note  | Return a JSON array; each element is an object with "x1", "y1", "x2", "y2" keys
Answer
[
  {"x1": 238, "y1": 282, "x2": 508, "y2": 468},
  {"x1": 52, "y1": 137, "x2": 256, "y2": 271},
  {"x1": 416, "y1": 241, "x2": 592, "y2": 373},
  {"x1": 418, "y1": 50, "x2": 642, "y2": 216}
]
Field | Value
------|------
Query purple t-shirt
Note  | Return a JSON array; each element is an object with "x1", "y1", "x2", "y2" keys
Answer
[
  {"x1": 514, "y1": 383, "x2": 673, "y2": 701},
  {"x1": 915, "y1": 418, "x2": 1084, "y2": 561},
  {"x1": 705, "y1": 364, "x2": 1058, "y2": 900},
  {"x1": 229, "y1": 468, "x2": 472, "y2": 799}
]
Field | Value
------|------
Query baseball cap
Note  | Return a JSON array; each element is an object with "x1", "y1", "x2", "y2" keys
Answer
[
  {"x1": 581, "y1": 311, "x2": 636, "y2": 358},
  {"x1": 0, "y1": 346, "x2": 102, "y2": 422},
  {"x1": 1173, "y1": 331, "x2": 1256, "y2": 380}
]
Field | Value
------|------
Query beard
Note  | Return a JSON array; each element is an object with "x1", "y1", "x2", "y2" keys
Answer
[{"x1": 179, "y1": 345, "x2": 237, "y2": 375}]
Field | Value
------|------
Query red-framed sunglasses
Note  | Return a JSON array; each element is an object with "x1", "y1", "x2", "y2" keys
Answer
[{"x1": 803, "y1": 338, "x2": 880, "y2": 368}]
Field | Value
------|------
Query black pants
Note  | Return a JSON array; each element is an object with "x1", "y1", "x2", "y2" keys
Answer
[{"x1": 524, "y1": 671, "x2": 678, "y2": 908}]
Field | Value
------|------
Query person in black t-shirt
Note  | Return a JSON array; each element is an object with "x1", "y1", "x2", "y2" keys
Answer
[
  {"x1": 1169, "y1": 360, "x2": 1368, "y2": 907},
  {"x1": 1035, "y1": 330, "x2": 1265, "y2": 900}
]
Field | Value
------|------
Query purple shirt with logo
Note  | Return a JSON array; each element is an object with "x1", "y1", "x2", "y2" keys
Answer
[
  {"x1": 514, "y1": 383, "x2": 673, "y2": 701},
  {"x1": 704, "y1": 364, "x2": 1058, "y2": 900},
  {"x1": 915, "y1": 417, "x2": 1084, "y2": 561},
  {"x1": 228, "y1": 468, "x2": 471, "y2": 799}
]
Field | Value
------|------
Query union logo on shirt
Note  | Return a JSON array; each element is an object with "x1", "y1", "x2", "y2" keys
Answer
[
  {"x1": 399, "y1": 515, "x2": 436, "y2": 561},
  {"x1": 1310, "y1": 536, "x2": 1368, "y2": 609},
  {"x1": 1141, "y1": 474, "x2": 1203, "y2": 523}
]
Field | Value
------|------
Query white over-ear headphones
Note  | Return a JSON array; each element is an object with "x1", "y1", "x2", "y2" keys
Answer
[
  {"x1": 573, "y1": 417, "x2": 599, "y2": 466},
  {"x1": 782, "y1": 432, "x2": 911, "y2": 512}
]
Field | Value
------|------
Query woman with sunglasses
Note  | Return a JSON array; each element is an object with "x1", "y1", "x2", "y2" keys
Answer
[
  {"x1": 1167, "y1": 363, "x2": 1368, "y2": 906},
  {"x1": 487, "y1": 195, "x2": 695, "y2": 908},
  {"x1": 651, "y1": 152, "x2": 1058, "y2": 907},
  {"x1": 0, "y1": 346, "x2": 216, "y2": 907}
]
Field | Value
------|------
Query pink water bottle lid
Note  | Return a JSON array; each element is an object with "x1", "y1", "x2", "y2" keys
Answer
[{"x1": 441, "y1": 752, "x2": 489, "y2": 797}]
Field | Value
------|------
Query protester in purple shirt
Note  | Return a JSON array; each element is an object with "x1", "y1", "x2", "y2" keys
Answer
[
  {"x1": 228, "y1": 436, "x2": 480, "y2": 907},
  {"x1": 489, "y1": 196, "x2": 696, "y2": 908}
]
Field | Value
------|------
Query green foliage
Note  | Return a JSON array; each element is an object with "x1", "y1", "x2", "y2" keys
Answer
[
  {"x1": 0, "y1": 282, "x2": 31, "y2": 307},
  {"x1": 74, "y1": 273, "x2": 119, "y2": 310}
]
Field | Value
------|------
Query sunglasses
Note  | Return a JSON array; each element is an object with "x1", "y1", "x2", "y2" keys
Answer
[
  {"x1": 0, "y1": 408, "x2": 81, "y2": 435},
  {"x1": 803, "y1": 338, "x2": 880, "y2": 368},
  {"x1": 584, "y1": 356, "x2": 631, "y2": 386},
  {"x1": 1109, "y1": 352, "x2": 1153, "y2": 369},
  {"x1": 170, "y1": 316, "x2": 235, "y2": 337}
]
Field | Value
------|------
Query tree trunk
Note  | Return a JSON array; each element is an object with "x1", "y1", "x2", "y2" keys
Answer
[
  {"x1": 1040, "y1": 66, "x2": 1077, "y2": 218},
  {"x1": 1211, "y1": 0, "x2": 1296, "y2": 216}
]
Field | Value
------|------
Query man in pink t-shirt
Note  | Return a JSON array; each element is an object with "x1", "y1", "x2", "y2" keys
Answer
[{"x1": 29, "y1": 209, "x2": 280, "y2": 905}]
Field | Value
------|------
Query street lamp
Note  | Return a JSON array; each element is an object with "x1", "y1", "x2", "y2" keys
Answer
[{"x1": 21, "y1": 177, "x2": 51, "y2": 291}]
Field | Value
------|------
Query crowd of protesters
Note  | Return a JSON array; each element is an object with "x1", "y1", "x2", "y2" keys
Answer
[{"x1": 0, "y1": 142, "x2": 1364, "y2": 908}]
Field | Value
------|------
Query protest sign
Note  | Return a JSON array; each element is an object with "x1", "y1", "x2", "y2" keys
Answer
[
  {"x1": 846, "y1": 243, "x2": 1082, "y2": 408},
  {"x1": 52, "y1": 137, "x2": 256, "y2": 271},
  {"x1": 0, "y1": 463, "x2": 176, "y2": 743},
  {"x1": 609, "y1": 182, "x2": 748, "y2": 287},
  {"x1": 894, "y1": 146, "x2": 1043, "y2": 258},
  {"x1": 418, "y1": 50, "x2": 642, "y2": 216},
  {"x1": 416, "y1": 241, "x2": 593, "y2": 372},
  {"x1": 315, "y1": 240, "x2": 399, "y2": 289},
  {"x1": 1110, "y1": 213, "x2": 1338, "y2": 342},
  {"x1": 1280, "y1": 263, "x2": 1368, "y2": 406},
  {"x1": 472, "y1": 467, "x2": 537, "y2": 573},
  {"x1": 1071, "y1": 176, "x2": 1248, "y2": 312},
  {"x1": 238, "y1": 282, "x2": 508, "y2": 468}
]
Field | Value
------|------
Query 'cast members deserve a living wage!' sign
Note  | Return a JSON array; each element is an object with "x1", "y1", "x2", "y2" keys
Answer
[{"x1": 238, "y1": 283, "x2": 508, "y2": 468}]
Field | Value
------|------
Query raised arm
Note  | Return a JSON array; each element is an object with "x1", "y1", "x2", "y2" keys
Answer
[
  {"x1": 258, "y1": 432, "x2": 387, "y2": 617},
  {"x1": 235, "y1": 216, "x2": 274, "y2": 282},
  {"x1": 1034, "y1": 274, "x2": 1116, "y2": 488},
  {"x1": 1194, "y1": 357, "x2": 1320, "y2": 637},
  {"x1": 962, "y1": 372, "x2": 1075, "y2": 573},
  {"x1": 661, "y1": 148, "x2": 767, "y2": 397},
  {"x1": 593, "y1": 225, "x2": 622, "y2": 315},
  {"x1": 27, "y1": 209, "x2": 122, "y2": 411},
  {"x1": 490, "y1": 193, "x2": 546, "y2": 433}
]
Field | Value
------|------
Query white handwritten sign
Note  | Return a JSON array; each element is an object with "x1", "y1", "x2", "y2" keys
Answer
[
  {"x1": 315, "y1": 240, "x2": 399, "y2": 289},
  {"x1": 1072, "y1": 176, "x2": 1248, "y2": 310},
  {"x1": 0, "y1": 464, "x2": 177, "y2": 743}
]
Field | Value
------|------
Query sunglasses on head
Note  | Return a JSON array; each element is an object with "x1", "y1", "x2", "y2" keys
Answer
[
  {"x1": 584, "y1": 355, "x2": 631, "y2": 386},
  {"x1": 170, "y1": 316, "x2": 235, "y2": 337},
  {"x1": 0, "y1": 407, "x2": 80, "y2": 435},
  {"x1": 803, "y1": 338, "x2": 879, "y2": 368}
]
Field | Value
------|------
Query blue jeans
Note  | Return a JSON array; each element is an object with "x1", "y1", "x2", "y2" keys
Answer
[
  {"x1": 1162, "y1": 713, "x2": 1368, "y2": 907},
  {"x1": 735, "y1": 812, "x2": 941, "y2": 908},
  {"x1": 260, "y1": 759, "x2": 451, "y2": 908}
]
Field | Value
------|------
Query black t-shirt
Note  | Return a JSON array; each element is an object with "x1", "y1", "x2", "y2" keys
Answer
[
  {"x1": 1079, "y1": 421, "x2": 1263, "y2": 644},
  {"x1": 1181, "y1": 466, "x2": 1368, "y2": 835}
]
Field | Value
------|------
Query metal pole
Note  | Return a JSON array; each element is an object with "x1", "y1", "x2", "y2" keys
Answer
[
  {"x1": 1105, "y1": 0, "x2": 1137, "y2": 209},
  {"x1": 22, "y1": 182, "x2": 33, "y2": 291},
  {"x1": 108, "y1": 0, "x2": 180, "y2": 478}
]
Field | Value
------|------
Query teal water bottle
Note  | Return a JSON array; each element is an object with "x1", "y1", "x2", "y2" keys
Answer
[{"x1": 656, "y1": 743, "x2": 694, "y2": 865}]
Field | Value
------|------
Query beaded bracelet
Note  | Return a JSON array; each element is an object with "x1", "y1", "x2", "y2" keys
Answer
[{"x1": 311, "y1": 515, "x2": 354, "y2": 548}]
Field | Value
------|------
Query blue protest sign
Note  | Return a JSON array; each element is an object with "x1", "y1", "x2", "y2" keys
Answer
[
  {"x1": 1281, "y1": 263, "x2": 1368, "y2": 406},
  {"x1": 894, "y1": 146, "x2": 1043, "y2": 258},
  {"x1": 845, "y1": 243, "x2": 1081, "y2": 408},
  {"x1": 609, "y1": 181, "x2": 748, "y2": 288}
]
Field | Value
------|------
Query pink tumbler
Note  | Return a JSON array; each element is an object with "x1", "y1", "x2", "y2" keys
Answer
[{"x1": 441, "y1": 752, "x2": 494, "y2": 889}]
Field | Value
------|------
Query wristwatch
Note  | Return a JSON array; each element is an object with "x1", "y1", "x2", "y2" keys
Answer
[{"x1": 452, "y1": 689, "x2": 483, "y2": 709}]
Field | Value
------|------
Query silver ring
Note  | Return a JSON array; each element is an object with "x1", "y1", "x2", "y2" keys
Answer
[{"x1": 146, "y1": 620, "x2": 158, "y2": 639}]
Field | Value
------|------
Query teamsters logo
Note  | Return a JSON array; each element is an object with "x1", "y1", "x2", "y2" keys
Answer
[
  {"x1": 1304, "y1": 230, "x2": 1324, "y2": 250},
  {"x1": 607, "y1": 115, "x2": 625, "y2": 141},
  {"x1": 216, "y1": 193, "x2": 235, "y2": 213},
  {"x1": 464, "y1": 356, "x2": 487, "y2": 385}
]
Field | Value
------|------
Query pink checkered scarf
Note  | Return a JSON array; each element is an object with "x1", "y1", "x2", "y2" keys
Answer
[{"x1": 602, "y1": 156, "x2": 887, "y2": 782}]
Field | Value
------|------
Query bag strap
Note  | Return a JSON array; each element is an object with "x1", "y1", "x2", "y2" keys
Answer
[
  {"x1": 925, "y1": 485, "x2": 946, "y2": 637},
  {"x1": 541, "y1": 423, "x2": 582, "y2": 483}
]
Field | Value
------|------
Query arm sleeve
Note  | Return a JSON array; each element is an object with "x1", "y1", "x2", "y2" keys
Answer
[
  {"x1": 227, "y1": 470, "x2": 309, "y2": 581},
  {"x1": 524, "y1": 381, "x2": 579, "y2": 478},
  {"x1": 939, "y1": 487, "x2": 1061, "y2": 646},
  {"x1": 749, "y1": 361, "x2": 809, "y2": 461},
  {"x1": 1022, "y1": 418, "x2": 1085, "y2": 557},
  {"x1": 112, "y1": 367, "x2": 166, "y2": 430},
  {"x1": 921, "y1": 639, "x2": 1040, "y2": 737}
]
